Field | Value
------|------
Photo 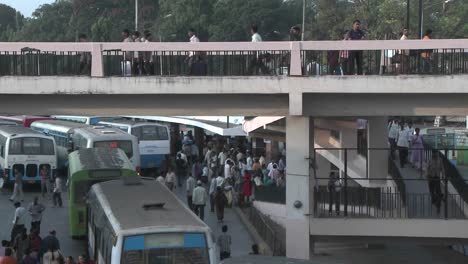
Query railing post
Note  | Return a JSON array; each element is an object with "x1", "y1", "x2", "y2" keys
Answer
[
  {"x1": 344, "y1": 148, "x2": 348, "y2": 217},
  {"x1": 289, "y1": 42, "x2": 302, "y2": 76},
  {"x1": 444, "y1": 149, "x2": 449, "y2": 219},
  {"x1": 91, "y1": 43, "x2": 104, "y2": 77}
]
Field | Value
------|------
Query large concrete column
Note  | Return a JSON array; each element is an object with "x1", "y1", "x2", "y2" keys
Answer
[
  {"x1": 285, "y1": 116, "x2": 313, "y2": 259},
  {"x1": 367, "y1": 117, "x2": 389, "y2": 179}
]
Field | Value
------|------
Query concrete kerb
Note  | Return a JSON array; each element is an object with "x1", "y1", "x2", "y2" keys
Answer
[{"x1": 233, "y1": 206, "x2": 273, "y2": 256}]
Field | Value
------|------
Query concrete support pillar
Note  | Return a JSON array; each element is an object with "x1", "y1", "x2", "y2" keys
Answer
[
  {"x1": 367, "y1": 117, "x2": 389, "y2": 179},
  {"x1": 91, "y1": 44, "x2": 104, "y2": 77},
  {"x1": 285, "y1": 116, "x2": 313, "y2": 259}
]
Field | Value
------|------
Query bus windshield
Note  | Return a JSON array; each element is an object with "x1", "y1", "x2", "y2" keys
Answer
[
  {"x1": 122, "y1": 233, "x2": 209, "y2": 264},
  {"x1": 94, "y1": 141, "x2": 133, "y2": 159},
  {"x1": 132, "y1": 126, "x2": 169, "y2": 141},
  {"x1": 9, "y1": 137, "x2": 55, "y2": 155}
]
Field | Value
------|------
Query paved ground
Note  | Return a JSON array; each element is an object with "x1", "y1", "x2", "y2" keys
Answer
[
  {"x1": 0, "y1": 186, "x2": 86, "y2": 258},
  {"x1": 173, "y1": 178, "x2": 254, "y2": 257}
]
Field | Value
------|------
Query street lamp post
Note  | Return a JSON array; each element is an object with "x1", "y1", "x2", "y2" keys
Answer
[
  {"x1": 419, "y1": 0, "x2": 454, "y2": 39},
  {"x1": 302, "y1": 0, "x2": 306, "y2": 41},
  {"x1": 418, "y1": 0, "x2": 423, "y2": 38},
  {"x1": 135, "y1": 0, "x2": 139, "y2": 31},
  {"x1": 406, "y1": 0, "x2": 410, "y2": 29}
]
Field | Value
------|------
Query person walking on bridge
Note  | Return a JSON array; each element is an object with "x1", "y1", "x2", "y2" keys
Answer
[
  {"x1": 426, "y1": 151, "x2": 444, "y2": 214},
  {"x1": 397, "y1": 123, "x2": 409, "y2": 168},
  {"x1": 410, "y1": 128, "x2": 424, "y2": 169}
]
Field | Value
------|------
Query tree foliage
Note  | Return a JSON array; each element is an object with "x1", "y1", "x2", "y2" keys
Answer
[{"x1": 2, "y1": 0, "x2": 468, "y2": 42}]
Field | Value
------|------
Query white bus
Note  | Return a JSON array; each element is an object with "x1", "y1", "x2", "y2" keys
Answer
[
  {"x1": 98, "y1": 120, "x2": 170, "y2": 173},
  {"x1": 31, "y1": 120, "x2": 90, "y2": 175},
  {"x1": 88, "y1": 179, "x2": 217, "y2": 264},
  {"x1": 0, "y1": 126, "x2": 57, "y2": 184},
  {"x1": 72, "y1": 127, "x2": 141, "y2": 172}
]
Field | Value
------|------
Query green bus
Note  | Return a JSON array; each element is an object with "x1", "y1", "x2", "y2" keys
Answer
[{"x1": 68, "y1": 147, "x2": 137, "y2": 238}]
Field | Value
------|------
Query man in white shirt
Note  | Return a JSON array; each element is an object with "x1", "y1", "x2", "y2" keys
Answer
[
  {"x1": 224, "y1": 160, "x2": 232, "y2": 179},
  {"x1": 192, "y1": 181, "x2": 208, "y2": 221},
  {"x1": 246, "y1": 152, "x2": 253, "y2": 170},
  {"x1": 388, "y1": 119, "x2": 399, "y2": 160},
  {"x1": 251, "y1": 24, "x2": 262, "y2": 42},
  {"x1": 188, "y1": 28, "x2": 200, "y2": 74},
  {"x1": 11, "y1": 202, "x2": 26, "y2": 242},
  {"x1": 249, "y1": 24, "x2": 267, "y2": 75},
  {"x1": 400, "y1": 28, "x2": 409, "y2": 73},
  {"x1": 186, "y1": 174, "x2": 196, "y2": 211},
  {"x1": 122, "y1": 29, "x2": 133, "y2": 60}
]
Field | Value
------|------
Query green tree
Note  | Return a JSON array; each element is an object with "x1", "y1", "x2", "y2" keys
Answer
[
  {"x1": 209, "y1": 0, "x2": 303, "y2": 41},
  {"x1": 0, "y1": 4, "x2": 22, "y2": 41}
]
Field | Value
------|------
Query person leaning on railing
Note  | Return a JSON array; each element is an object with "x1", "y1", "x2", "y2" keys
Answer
[
  {"x1": 328, "y1": 171, "x2": 342, "y2": 216},
  {"x1": 345, "y1": 20, "x2": 366, "y2": 75}
]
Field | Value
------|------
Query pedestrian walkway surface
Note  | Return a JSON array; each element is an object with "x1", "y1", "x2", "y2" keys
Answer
[
  {"x1": 174, "y1": 179, "x2": 254, "y2": 257},
  {"x1": 396, "y1": 160, "x2": 465, "y2": 219}
]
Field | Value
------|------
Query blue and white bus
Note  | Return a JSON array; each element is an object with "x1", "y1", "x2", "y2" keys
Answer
[
  {"x1": 51, "y1": 115, "x2": 118, "y2": 125},
  {"x1": 31, "y1": 120, "x2": 90, "y2": 174},
  {"x1": 72, "y1": 127, "x2": 141, "y2": 172},
  {"x1": 0, "y1": 126, "x2": 57, "y2": 184},
  {"x1": 88, "y1": 179, "x2": 216, "y2": 264},
  {"x1": 98, "y1": 120, "x2": 170, "y2": 173}
]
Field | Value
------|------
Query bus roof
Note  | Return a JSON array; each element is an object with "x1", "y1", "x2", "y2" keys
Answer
[
  {"x1": 99, "y1": 120, "x2": 168, "y2": 128},
  {"x1": 220, "y1": 256, "x2": 340, "y2": 264},
  {"x1": 0, "y1": 115, "x2": 54, "y2": 127},
  {"x1": 91, "y1": 179, "x2": 207, "y2": 231},
  {"x1": 68, "y1": 148, "x2": 134, "y2": 175},
  {"x1": 31, "y1": 120, "x2": 89, "y2": 134},
  {"x1": 0, "y1": 126, "x2": 47, "y2": 137},
  {"x1": 74, "y1": 126, "x2": 135, "y2": 139}
]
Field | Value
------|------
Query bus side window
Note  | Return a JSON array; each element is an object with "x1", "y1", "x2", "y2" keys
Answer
[{"x1": 0, "y1": 146, "x2": 4, "y2": 157}]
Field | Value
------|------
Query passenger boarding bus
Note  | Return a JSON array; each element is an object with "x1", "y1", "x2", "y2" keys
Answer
[
  {"x1": 72, "y1": 127, "x2": 141, "y2": 171},
  {"x1": 98, "y1": 120, "x2": 170, "y2": 174},
  {"x1": 31, "y1": 120, "x2": 90, "y2": 175},
  {"x1": 0, "y1": 115, "x2": 54, "y2": 127},
  {"x1": 0, "y1": 126, "x2": 57, "y2": 184},
  {"x1": 87, "y1": 179, "x2": 217, "y2": 264},
  {"x1": 52, "y1": 115, "x2": 117, "y2": 125},
  {"x1": 68, "y1": 148, "x2": 137, "y2": 237}
]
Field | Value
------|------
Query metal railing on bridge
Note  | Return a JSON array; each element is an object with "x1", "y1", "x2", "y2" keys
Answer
[
  {"x1": 313, "y1": 147, "x2": 468, "y2": 220},
  {"x1": 0, "y1": 40, "x2": 467, "y2": 77}
]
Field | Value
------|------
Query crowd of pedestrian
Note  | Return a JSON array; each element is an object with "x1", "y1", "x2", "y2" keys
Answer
[
  {"x1": 388, "y1": 118, "x2": 444, "y2": 213},
  {"x1": 1, "y1": 173, "x2": 88, "y2": 264},
  {"x1": 150, "y1": 131, "x2": 285, "y2": 259}
]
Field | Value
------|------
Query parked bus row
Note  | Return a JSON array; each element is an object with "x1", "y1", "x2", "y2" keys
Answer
[
  {"x1": 51, "y1": 115, "x2": 171, "y2": 175},
  {"x1": 0, "y1": 115, "x2": 172, "y2": 176}
]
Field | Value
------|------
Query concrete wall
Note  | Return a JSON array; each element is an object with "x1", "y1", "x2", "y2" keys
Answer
[
  {"x1": 310, "y1": 218, "x2": 468, "y2": 242},
  {"x1": 3, "y1": 75, "x2": 468, "y2": 116},
  {"x1": 253, "y1": 201, "x2": 287, "y2": 228}
]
